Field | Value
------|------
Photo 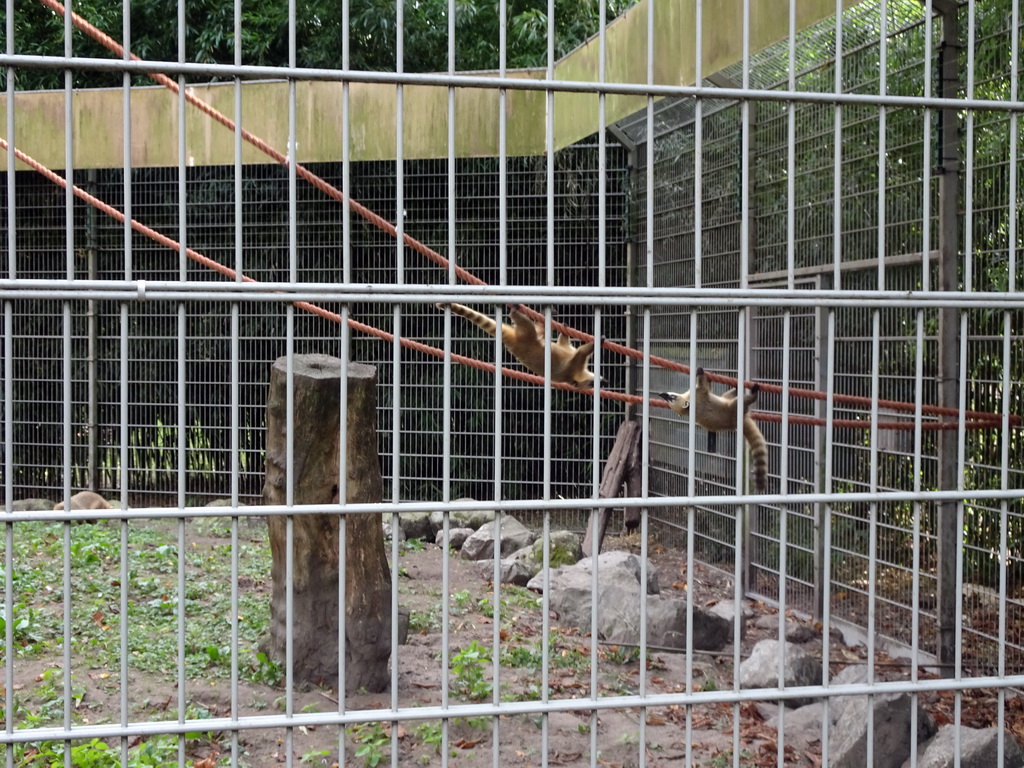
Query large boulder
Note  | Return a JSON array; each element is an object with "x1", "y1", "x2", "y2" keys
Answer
[
  {"x1": 459, "y1": 516, "x2": 535, "y2": 560},
  {"x1": 526, "y1": 551, "x2": 730, "y2": 651},
  {"x1": 510, "y1": 531, "x2": 583, "y2": 576},
  {"x1": 901, "y1": 725, "x2": 1024, "y2": 768},
  {"x1": 739, "y1": 639, "x2": 823, "y2": 707},
  {"x1": 829, "y1": 692, "x2": 936, "y2": 768},
  {"x1": 397, "y1": 512, "x2": 434, "y2": 540},
  {"x1": 436, "y1": 527, "x2": 475, "y2": 550},
  {"x1": 529, "y1": 551, "x2": 660, "y2": 595},
  {"x1": 429, "y1": 499, "x2": 496, "y2": 532}
]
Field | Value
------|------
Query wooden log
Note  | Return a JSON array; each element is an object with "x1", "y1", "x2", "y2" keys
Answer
[
  {"x1": 621, "y1": 430, "x2": 643, "y2": 532},
  {"x1": 262, "y1": 355, "x2": 391, "y2": 692},
  {"x1": 582, "y1": 420, "x2": 641, "y2": 556}
]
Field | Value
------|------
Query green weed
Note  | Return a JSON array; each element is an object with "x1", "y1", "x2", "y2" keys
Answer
[{"x1": 449, "y1": 641, "x2": 492, "y2": 701}]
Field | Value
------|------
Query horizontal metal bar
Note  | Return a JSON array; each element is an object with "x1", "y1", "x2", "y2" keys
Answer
[
  {"x1": 1, "y1": 57, "x2": 1023, "y2": 112},
  {"x1": 750, "y1": 252, "x2": 931, "y2": 283},
  {"x1": 5, "y1": 672, "x2": 1024, "y2": 745},
  {"x1": 2, "y1": 281, "x2": 1024, "y2": 309},
  {"x1": 4, "y1": 487, "x2": 1024, "y2": 523}
]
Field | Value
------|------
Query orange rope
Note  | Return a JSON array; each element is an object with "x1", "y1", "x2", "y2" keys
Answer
[
  {"x1": 2, "y1": 135, "x2": 1004, "y2": 431},
  {"x1": 0, "y1": 137, "x2": 639, "y2": 400},
  {"x1": 23, "y1": 0, "x2": 1020, "y2": 431}
]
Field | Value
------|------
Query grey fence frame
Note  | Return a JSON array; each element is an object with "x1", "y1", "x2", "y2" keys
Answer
[{"x1": 1, "y1": 0, "x2": 1023, "y2": 766}]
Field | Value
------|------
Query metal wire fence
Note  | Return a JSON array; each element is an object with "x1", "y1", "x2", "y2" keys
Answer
[
  {"x1": 0, "y1": 0, "x2": 1023, "y2": 766},
  {"x1": 2, "y1": 152, "x2": 629, "y2": 519}
]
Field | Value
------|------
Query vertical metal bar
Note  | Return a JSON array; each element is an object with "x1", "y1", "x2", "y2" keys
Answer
[
  {"x1": 176, "y1": 1, "x2": 189, "y2": 763},
  {"x1": 446, "y1": 0, "x2": 458, "y2": 762},
  {"x1": 820, "y1": 4, "x2": 844, "y2": 762},
  {"x1": 61, "y1": 7, "x2": 74, "y2": 764},
  {"x1": 935, "y1": 0, "x2": 962, "y2": 682},
  {"x1": 639, "y1": 0, "x2": 655, "y2": 764},
  {"x1": 590, "y1": 1, "x2": 608, "y2": 762},
  {"x1": 390, "y1": 2, "x2": 405, "y2": 761},
  {"x1": 775, "y1": 2, "x2": 797, "y2": 760},
  {"x1": 863, "y1": 6, "x2": 888, "y2": 765},
  {"x1": 540, "y1": 2, "x2": 555, "y2": 763},
  {"x1": 953, "y1": 2, "x2": 977, "y2": 758},
  {"x1": 285, "y1": 1, "x2": 298, "y2": 763},
  {"x1": 998, "y1": 8, "x2": 1020, "y2": 765},
  {"x1": 909, "y1": 4, "x2": 934, "y2": 765},
  {"x1": 86, "y1": 168, "x2": 99, "y2": 492},
  {"x1": 490, "y1": 3, "x2": 508, "y2": 764},
  {"x1": 338, "y1": 0, "x2": 352, "y2": 754},
  {"x1": 4, "y1": 0, "x2": 15, "y2": 756},
  {"x1": 229, "y1": 0, "x2": 244, "y2": 764},
  {"x1": 120, "y1": 1, "x2": 133, "y2": 762}
]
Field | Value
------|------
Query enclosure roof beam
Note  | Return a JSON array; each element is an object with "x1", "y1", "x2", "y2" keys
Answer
[{"x1": 1, "y1": 0, "x2": 863, "y2": 168}]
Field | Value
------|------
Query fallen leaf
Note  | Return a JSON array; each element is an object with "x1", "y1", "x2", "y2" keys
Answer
[
  {"x1": 452, "y1": 738, "x2": 480, "y2": 749},
  {"x1": 192, "y1": 751, "x2": 220, "y2": 768}
]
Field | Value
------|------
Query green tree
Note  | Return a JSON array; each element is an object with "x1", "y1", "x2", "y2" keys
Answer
[{"x1": 2, "y1": 0, "x2": 637, "y2": 91}]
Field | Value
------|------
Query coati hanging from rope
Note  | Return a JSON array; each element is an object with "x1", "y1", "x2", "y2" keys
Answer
[
  {"x1": 437, "y1": 303, "x2": 599, "y2": 388},
  {"x1": 658, "y1": 368, "x2": 769, "y2": 492}
]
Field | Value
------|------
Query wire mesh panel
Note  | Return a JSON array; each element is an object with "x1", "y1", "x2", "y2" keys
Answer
[{"x1": 1, "y1": 154, "x2": 629, "y2": 516}]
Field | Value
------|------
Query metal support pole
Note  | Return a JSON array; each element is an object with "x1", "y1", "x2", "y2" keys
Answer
[
  {"x1": 813, "y1": 273, "x2": 831, "y2": 620},
  {"x1": 86, "y1": 167, "x2": 100, "y2": 492},
  {"x1": 935, "y1": 5, "x2": 961, "y2": 677}
]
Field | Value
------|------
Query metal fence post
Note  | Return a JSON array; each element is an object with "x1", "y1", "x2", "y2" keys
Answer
[{"x1": 936, "y1": 2, "x2": 962, "y2": 677}]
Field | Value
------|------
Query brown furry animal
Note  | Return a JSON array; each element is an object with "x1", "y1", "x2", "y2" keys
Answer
[
  {"x1": 658, "y1": 368, "x2": 768, "y2": 492},
  {"x1": 54, "y1": 490, "x2": 113, "y2": 524},
  {"x1": 438, "y1": 303, "x2": 599, "y2": 388}
]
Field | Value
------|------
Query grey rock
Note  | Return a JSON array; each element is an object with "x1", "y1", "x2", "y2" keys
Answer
[
  {"x1": 435, "y1": 527, "x2": 475, "y2": 550},
  {"x1": 511, "y1": 531, "x2": 583, "y2": 576},
  {"x1": 527, "y1": 552, "x2": 727, "y2": 651},
  {"x1": 397, "y1": 512, "x2": 434, "y2": 541},
  {"x1": 476, "y1": 558, "x2": 534, "y2": 586},
  {"x1": 829, "y1": 693, "x2": 936, "y2": 768},
  {"x1": 901, "y1": 725, "x2": 1024, "y2": 768},
  {"x1": 382, "y1": 517, "x2": 406, "y2": 542},
  {"x1": 429, "y1": 499, "x2": 496, "y2": 532},
  {"x1": 766, "y1": 702, "x2": 826, "y2": 745},
  {"x1": 12, "y1": 498, "x2": 59, "y2": 512},
  {"x1": 709, "y1": 600, "x2": 748, "y2": 640},
  {"x1": 740, "y1": 639, "x2": 823, "y2": 707},
  {"x1": 528, "y1": 551, "x2": 659, "y2": 595},
  {"x1": 459, "y1": 516, "x2": 535, "y2": 560},
  {"x1": 205, "y1": 498, "x2": 249, "y2": 507},
  {"x1": 753, "y1": 612, "x2": 816, "y2": 643},
  {"x1": 597, "y1": 591, "x2": 731, "y2": 651},
  {"x1": 828, "y1": 664, "x2": 868, "y2": 725}
]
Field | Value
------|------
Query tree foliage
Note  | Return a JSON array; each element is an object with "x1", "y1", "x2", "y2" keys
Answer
[{"x1": 3, "y1": 0, "x2": 637, "y2": 91}]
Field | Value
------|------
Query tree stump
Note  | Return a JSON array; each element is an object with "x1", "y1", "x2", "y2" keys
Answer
[{"x1": 262, "y1": 354, "x2": 391, "y2": 692}]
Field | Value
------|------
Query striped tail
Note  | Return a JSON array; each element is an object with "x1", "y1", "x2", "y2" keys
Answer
[
  {"x1": 437, "y1": 302, "x2": 498, "y2": 337},
  {"x1": 744, "y1": 419, "x2": 769, "y2": 493}
]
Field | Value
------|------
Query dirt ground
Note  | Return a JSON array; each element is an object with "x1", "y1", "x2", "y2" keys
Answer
[
  {"x1": 8, "y1": 522, "x2": 1024, "y2": 768},
  {"x1": 179, "y1": 533, "x2": 1024, "y2": 767}
]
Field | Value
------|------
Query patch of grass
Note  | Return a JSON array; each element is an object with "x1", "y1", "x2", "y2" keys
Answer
[
  {"x1": 0, "y1": 700, "x2": 216, "y2": 767},
  {"x1": 478, "y1": 585, "x2": 541, "y2": 619},
  {"x1": 413, "y1": 720, "x2": 443, "y2": 755},
  {"x1": 6, "y1": 519, "x2": 273, "y2": 685},
  {"x1": 451, "y1": 589, "x2": 474, "y2": 614},
  {"x1": 400, "y1": 538, "x2": 426, "y2": 553}
]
